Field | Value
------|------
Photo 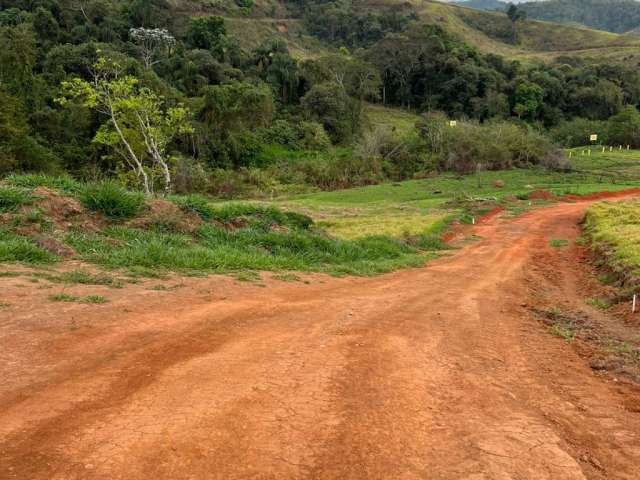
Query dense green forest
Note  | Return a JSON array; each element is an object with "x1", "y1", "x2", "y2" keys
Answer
[
  {"x1": 1, "y1": 0, "x2": 640, "y2": 198},
  {"x1": 519, "y1": 0, "x2": 640, "y2": 34}
]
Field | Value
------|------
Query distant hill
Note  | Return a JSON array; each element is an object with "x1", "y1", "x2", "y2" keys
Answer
[
  {"x1": 519, "y1": 0, "x2": 640, "y2": 34},
  {"x1": 451, "y1": 0, "x2": 507, "y2": 11}
]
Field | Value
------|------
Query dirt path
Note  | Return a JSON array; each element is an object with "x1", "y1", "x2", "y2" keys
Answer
[{"x1": 2, "y1": 198, "x2": 640, "y2": 479}]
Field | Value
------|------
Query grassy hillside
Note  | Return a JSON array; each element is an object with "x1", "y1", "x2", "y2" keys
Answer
[
  {"x1": 411, "y1": 0, "x2": 640, "y2": 64},
  {"x1": 184, "y1": 0, "x2": 640, "y2": 63},
  {"x1": 584, "y1": 199, "x2": 640, "y2": 287}
]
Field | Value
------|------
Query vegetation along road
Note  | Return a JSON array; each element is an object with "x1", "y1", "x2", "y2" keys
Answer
[{"x1": 2, "y1": 192, "x2": 640, "y2": 479}]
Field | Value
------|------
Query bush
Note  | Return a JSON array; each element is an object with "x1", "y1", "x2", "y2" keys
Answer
[
  {"x1": 0, "y1": 186, "x2": 33, "y2": 212},
  {"x1": 259, "y1": 120, "x2": 302, "y2": 150},
  {"x1": 549, "y1": 118, "x2": 609, "y2": 147},
  {"x1": 80, "y1": 182, "x2": 144, "y2": 219},
  {"x1": 419, "y1": 120, "x2": 563, "y2": 174}
]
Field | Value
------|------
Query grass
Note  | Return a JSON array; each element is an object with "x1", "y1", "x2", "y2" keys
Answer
[
  {"x1": 171, "y1": 194, "x2": 216, "y2": 220},
  {"x1": 32, "y1": 269, "x2": 125, "y2": 288},
  {"x1": 364, "y1": 104, "x2": 422, "y2": 137},
  {"x1": 49, "y1": 293, "x2": 108, "y2": 303},
  {"x1": 3, "y1": 173, "x2": 83, "y2": 195},
  {"x1": 584, "y1": 199, "x2": 640, "y2": 278},
  {"x1": 65, "y1": 221, "x2": 432, "y2": 276},
  {"x1": 586, "y1": 297, "x2": 610, "y2": 310},
  {"x1": 49, "y1": 293, "x2": 78, "y2": 302},
  {"x1": 276, "y1": 149, "x2": 640, "y2": 241},
  {"x1": 549, "y1": 323, "x2": 576, "y2": 342},
  {"x1": 80, "y1": 181, "x2": 144, "y2": 219},
  {"x1": 2, "y1": 148, "x2": 640, "y2": 279},
  {"x1": 82, "y1": 295, "x2": 108, "y2": 304},
  {"x1": 550, "y1": 239, "x2": 569, "y2": 248},
  {"x1": 415, "y1": 0, "x2": 640, "y2": 64},
  {"x1": 0, "y1": 186, "x2": 34, "y2": 213},
  {"x1": 0, "y1": 230, "x2": 57, "y2": 264}
]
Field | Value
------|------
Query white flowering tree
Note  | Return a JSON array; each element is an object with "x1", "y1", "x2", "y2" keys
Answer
[{"x1": 129, "y1": 27, "x2": 176, "y2": 69}]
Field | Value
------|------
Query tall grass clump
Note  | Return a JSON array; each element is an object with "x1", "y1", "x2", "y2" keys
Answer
[
  {"x1": 0, "y1": 229, "x2": 56, "y2": 264},
  {"x1": 171, "y1": 194, "x2": 216, "y2": 220},
  {"x1": 80, "y1": 182, "x2": 144, "y2": 219},
  {"x1": 0, "y1": 186, "x2": 33, "y2": 212}
]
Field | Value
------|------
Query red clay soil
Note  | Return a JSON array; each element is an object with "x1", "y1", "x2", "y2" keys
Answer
[{"x1": 2, "y1": 196, "x2": 640, "y2": 479}]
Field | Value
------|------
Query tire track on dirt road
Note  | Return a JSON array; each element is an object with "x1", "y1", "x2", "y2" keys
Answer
[{"x1": 1, "y1": 197, "x2": 640, "y2": 479}]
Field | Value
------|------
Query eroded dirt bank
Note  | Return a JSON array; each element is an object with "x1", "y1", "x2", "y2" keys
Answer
[{"x1": 1, "y1": 198, "x2": 640, "y2": 479}]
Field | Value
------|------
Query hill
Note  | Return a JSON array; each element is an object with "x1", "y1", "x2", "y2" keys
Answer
[
  {"x1": 520, "y1": 0, "x2": 640, "y2": 34},
  {"x1": 451, "y1": 0, "x2": 507, "y2": 11},
  {"x1": 407, "y1": 0, "x2": 640, "y2": 64},
  {"x1": 184, "y1": 0, "x2": 640, "y2": 65}
]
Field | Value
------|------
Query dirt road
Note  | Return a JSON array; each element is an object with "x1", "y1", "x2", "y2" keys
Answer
[{"x1": 1, "y1": 198, "x2": 640, "y2": 479}]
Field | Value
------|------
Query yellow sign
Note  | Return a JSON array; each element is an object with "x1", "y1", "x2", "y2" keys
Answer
[
  {"x1": 590, "y1": 134, "x2": 598, "y2": 142},
  {"x1": 449, "y1": 120, "x2": 457, "y2": 127}
]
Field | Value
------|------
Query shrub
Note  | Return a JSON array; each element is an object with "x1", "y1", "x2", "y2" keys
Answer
[
  {"x1": 549, "y1": 118, "x2": 609, "y2": 147},
  {"x1": 422, "y1": 120, "x2": 563, "y2": 174},
  {"x1": 0, "y1": 186, "x2": 33, "y2": 212},
  {"x1": 80, "y1": 182, "x2": 144, "y2": 219}
]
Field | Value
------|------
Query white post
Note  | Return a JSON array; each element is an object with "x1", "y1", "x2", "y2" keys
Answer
[{"x1": 633, "y1": 294, "x2": 637, "y2": 314}]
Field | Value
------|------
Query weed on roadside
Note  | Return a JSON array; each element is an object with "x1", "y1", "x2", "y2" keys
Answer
[
  {"x1": 586, "y1": 298, "x2": 610, "y2": 310},
  {"x1": 272, "y1": 273, "x2": 301, "y2": 282},
  {"x1": 49, "y1": 293, "x2": 78, "y2": 302},
  {"x1": 549, "y1": 239, "x2": 569, "y2": 248},
  {"x1": 82, "y1": 295, "x2": 108, "y2": 304},
  {"x1": 549, "y1": 324, "x2": 576, "y2": 342}
]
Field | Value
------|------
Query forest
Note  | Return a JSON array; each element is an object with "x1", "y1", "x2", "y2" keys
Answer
[{"x1": 2, "y1": 0, "x2": 640, "y2": 198}]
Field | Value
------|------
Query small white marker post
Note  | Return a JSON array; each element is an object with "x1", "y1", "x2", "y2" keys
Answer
[
  {"x1": 633, "y1": 294, "x2": 637, "y2": 314},
  {"x1": 602, "y1": 147, "x2": 606, "y2": 153},
  {"x1": 472, "y1": 217, "x2": 475, "y2": 225}
]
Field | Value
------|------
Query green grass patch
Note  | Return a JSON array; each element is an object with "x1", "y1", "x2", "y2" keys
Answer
[
  {"x1": 32, "y1": 269, "x2": 124, "y2": 288},
  {"x1": 3, "y1": 173, "x2": 83, "y2": 195},
  {"x1": 549, "y1": 239, "x2": 569, "y2": 248},
  {"x1": 0, "y1": 186, "x2": 34, "y2": 213},
  {"x1": 549, "y1": 323, "x2": 576, "y2": 342},
  {"x1": 171, "y1": 194, "x2": 216, "y2": 220},
  {"x1": 584, "y1": 199, "x2": 640, "y2": 279},
  {"x1": 82, "y1": 295, "x2": 108, "y2": 304},
  {"x1": 80, "y1": 182, "x2": 144, "y2": 219},
  {"x1": 585, "y1": 297, "x2": 610, "y2": 310},
  {"x1": 0, "y1": 230, "x2": 56, "y2": 264},
  {"x1": 48, "y1": 293, "x2": 78, "y2": 302}
]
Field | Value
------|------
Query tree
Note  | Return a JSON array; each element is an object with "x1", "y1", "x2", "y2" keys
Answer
[
  {"x1": 184, "y1": 16, "x2": 226, "y2": 58},
  {"x1": 196, "y1": 81, "x2": 274, "y2": 167},
  {"x1": 506, "y1": 4, "x2": 526, "y2": 43},
  {"x1": 129, "y1": 27, "x2": 175, "y2": 69},
  {"x1": 514, "y1": 80, "x2": 544, "y2": 120},
  {"x1": 57, "y1": 58, "x2": 193, "y2": 195},
  {"x1": 301, "y1": 82, "x2": 357, "y2": 143},
  {"x1": 608, "y1": 105, "x2": 640, "y2": 148}
]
